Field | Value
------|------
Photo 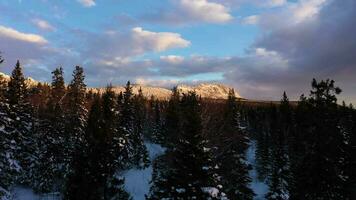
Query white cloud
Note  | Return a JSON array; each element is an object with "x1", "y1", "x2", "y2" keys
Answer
[
  {"x1": 77, "y1": 0, "x2": 96, "y2": 7},
  {"x1": 160, "y1": 55, "x2": 185, "y2": 64},
  {"x1": 178, "y1": 0, "x2": 233, "y2": 23},
  {"x1": 142, "y1": 0, "x2": 233, "y2": 25},
  {"x1": 241, "y1": 15, "x2": 260, "y2": 25},
  {"x1": 32, "y1": 18, "x2": 55, "y2": 31},
  {"x1": 0, "y1": 25, "x2": 48, "y2": 44},
  {"x1": 217, "y1": 0, "x2": 286, "y2": 8},
  {"x1": 291, "y1": 0, "x2": 327, "y2": 23},
  {"x1": 131, "y1": 27, "x2": 190, "y2": 52}
]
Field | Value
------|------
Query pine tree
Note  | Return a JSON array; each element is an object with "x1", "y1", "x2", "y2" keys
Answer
[
  {"x1": 48, "y1": 67, "x2": 66, "y2": 114},
  {"x1": 264, "y1": 93, "x2": 291, "y2": 200},
  {"x1": 5, "y1": 61, "x2": 36, "y2": 185},
  {"x1": 164, "y1": 87, "x2": 180, "y2": 148},
  {"x1": 148, "y1": 92, "x2": 225, "y2": 199},
  {"x1": 133, "y1": 87, "x2": 150, "y2": 168},
  {"x1": 119, "y1": 81, "x2": 148, "y2": 168},
  {"x1": 217, "y1": 89, "x2": 254, "y2": 199},
  {"x1": 7, "y1": 60, "x2": 27, "y2": 105},
  {"x1": 151, "y1": 100, "x2": 164, "y2": 144},
  {"x1": 292, "y1": 79, "x2": 348, "y2": 199},
  {"x1": 63, "y1": 66, "x2": 87, "y2": 191},
  {"x1": 32, "y1": 68, "x2": 67, "y2": 193},
  {"x1": 0, "y1": 103, "x2": 20, "y2": 199},
  {"x1": 64, "y1": 66, "x2": 88, "y2": 174}
]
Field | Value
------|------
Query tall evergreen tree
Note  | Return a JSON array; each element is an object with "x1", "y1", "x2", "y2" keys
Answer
[
  {"x1": 151, "y1": 100, "x2": 164, "y2": 144},
  {"x1": 216, "y1": 89, "x2": 254, "y2": 200},
  {"x1": 292, "y1": 79, "x2": 348, "y2": 199},
  {"x1": 64, "y1": 66, "x2": 88, "y2": 179},
  {"x1": 119, "y1": 81, "x2": 148, "y2": 168},
  {"x1": 265, "y1": 93, "x2": 290, "y2": 200},
  {"x1": 164, "y1": 87, "x2": 180, "y2": 148},
  {"x1": 48, "y1": 67, "x2": 66, "y2": 113},
  {"x1": 32, "y1": 67, "x2": 67, "y2": 193},
  {"x1": 133, "y1": 87, "x2": 150, "y2": 168},
  {"x1": 7, "y1": 60, "x2": 27, "y2": 105},
  {"x1": 148, "y1": 92, "x2": 225, "y2": 199},
  {"x1": 0, "y1": 102, "x2": 19, "y2": 199},
  {"x1": 5, "y1": 61, "x2": 36, "y2": 185}
]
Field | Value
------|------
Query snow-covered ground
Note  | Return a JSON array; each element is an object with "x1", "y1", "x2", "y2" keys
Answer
[
  {"x1": 10, "y1": 186, "x2": 39, "y2": 200},
  {"x1": 122, "y1": 143, "x2": 166, "y2": 200},
  {"x1": 246, "y1": 141, "x2": 269, "y2": 200}
]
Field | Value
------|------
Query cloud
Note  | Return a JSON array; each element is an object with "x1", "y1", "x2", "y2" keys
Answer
[
  {"x1": 218, "y1": 0, "x2": 287, "y2": 8},
  {"x1": 132, "y1": 27, "x2": 190, "y2": 52},
  {"x1": 241, "y1": 15, "x2": 260, "y2": 25},
  {"x1": 0, "y1": 25, "x2": 48, "y2": 44},
  {"x1": 225, "y1": 0, "x2": 356, "y2": 102},
  {"x1": 160, "y1": 55, "x2": 185, "y2": 64},
  {"x1": 77, "y1": 0, "x2": 96, "y2": 7},
  {"x1": 32, "y1": 18, "x2": 55, "y2": 31},
  {"x1": 81, "y1": 27, "x2": 190, "y2": 65},
  {"x1": 142, "y1": 0, "x2": 233, "y2": 25}
]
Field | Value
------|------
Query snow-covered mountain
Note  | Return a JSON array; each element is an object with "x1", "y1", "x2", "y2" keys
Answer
[
  {"x1": 177, "y1": 83, "x2": 241, "y2": 99},
  {"x1": 91, "y1": 83, "x2": 241, "y2": 100},
  {"x1": 0, "y1": 72, "x2": 39, "y2": 87},
  {"x1": 0, "y1": 72, "x2": 241, "y2": 100}
]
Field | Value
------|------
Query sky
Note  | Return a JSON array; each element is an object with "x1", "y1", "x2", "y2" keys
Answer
[{"x1": 0, "y1": 0, "x2": 355, "y2": 103}]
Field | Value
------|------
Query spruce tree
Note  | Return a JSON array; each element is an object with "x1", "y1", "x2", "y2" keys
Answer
[
  {"x1": 264, "y1": 93, "x2": 291, "y2": 200},
  {"x1": 32, "y1": 68, "x2": 67, "y2": 193},
  {"x1": 133, "y1": 87, "x2": 150, "y2": 168},
  {"x1": 48, "y1": 67, "x2": 66, "y2": 113},
  {"x1": 148, "y1": 92, "x2": 225, "y2": 199},
  {"x1": 164, "y1": 87, "x2": 180, "y2": 148},
  {"x1": 64, "y1": 66, "x2": 88, "y2": 173},
  {"x1": 5, "y1": 61, "x2": 36, "y2": 185},
  {"x1": 293, "y1": 79, "x2": 348, "y2": 199},
  {"x1": 151, "y1": 100, "x2": 164, "y2": 144},
  {"x1": 0, "y1": 102, "x2": 19, "y2": 199},
  {"x1": 119, "y1": 81, "x2": 148, "y2": 168},
  {"x1": 217, "y1": 89, "x2": 254, "y2": 200},
  {"x1": 7, "y1": 60, "x2": 27, "y2": 105}
]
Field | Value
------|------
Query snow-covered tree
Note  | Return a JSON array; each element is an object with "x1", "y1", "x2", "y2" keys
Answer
[
  {"x1": 216, "y1": 89, "x2": 254, "y2": 200},
  {"x1": 5, "y1": 61, "x2": 36, "y2": 185},
  {"x1": 148, "y1": 92, "x2": 226, "y2": 199},
  {"x1": 118, "y1": 81, "x2": 148, "y2": 168}
]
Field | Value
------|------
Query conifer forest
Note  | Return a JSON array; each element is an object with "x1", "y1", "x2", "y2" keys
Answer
[{"x1": 0, "y1": 55, "x2": 355, "y2": 200}]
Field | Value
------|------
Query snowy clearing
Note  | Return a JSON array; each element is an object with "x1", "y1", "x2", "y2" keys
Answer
[
  {"x1": 122, "y1": 142, "x2": 166, "y2": 200},
  {"x1": 246, "y1": 141, "x2": 269, "y2": 200}
]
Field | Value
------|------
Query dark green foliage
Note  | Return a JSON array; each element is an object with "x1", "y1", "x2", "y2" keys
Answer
[
  {"x1": 0, "y1": 103, "x2": 19, "y2": 199},
  {"x1": 148, "y1": 92, "x2": 225, "y2": 199},
  {"x1": 64, "y1": 66, "x2": 88, "y2": 175},
  {"x1": 292, "y1": 79, "x2": 348, "y2": 200},
  {"x1": 216, "y1": 89, "x2": 254, "y2": 200},
  {"x1": 164, "y1": 87, "x2": 180, "y2": 148},
  {"x1": 119, "y1": 82, "x2": 149, "y2": 168},
  {"x1": 6, "y1": 60, "x2": 27, "y2": 105},
  {"x1": 151, "y1": 100, "x2": 164, "y2": 144}
]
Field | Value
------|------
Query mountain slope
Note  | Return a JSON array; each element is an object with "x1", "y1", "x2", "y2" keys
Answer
[
  {"x1": 91, "y1": 83, "x2": 241, "y2": 100},
  {"x1": 0, "y1": 72, "x2": 241, "y2": 100}
]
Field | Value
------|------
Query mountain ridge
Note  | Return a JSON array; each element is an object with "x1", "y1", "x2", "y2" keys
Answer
[{"x1": 0, "y1": 72, "x2": 241, "y2": 100}]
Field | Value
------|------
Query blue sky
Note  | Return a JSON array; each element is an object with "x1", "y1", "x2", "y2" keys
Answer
[{"x1": 0, "y1": 0, "x2": 355, "y2": 103}]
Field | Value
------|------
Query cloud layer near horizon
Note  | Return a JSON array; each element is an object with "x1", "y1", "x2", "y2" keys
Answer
[{"x1": 0, "y1": 0, "x2": 355, "y2": 103}]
